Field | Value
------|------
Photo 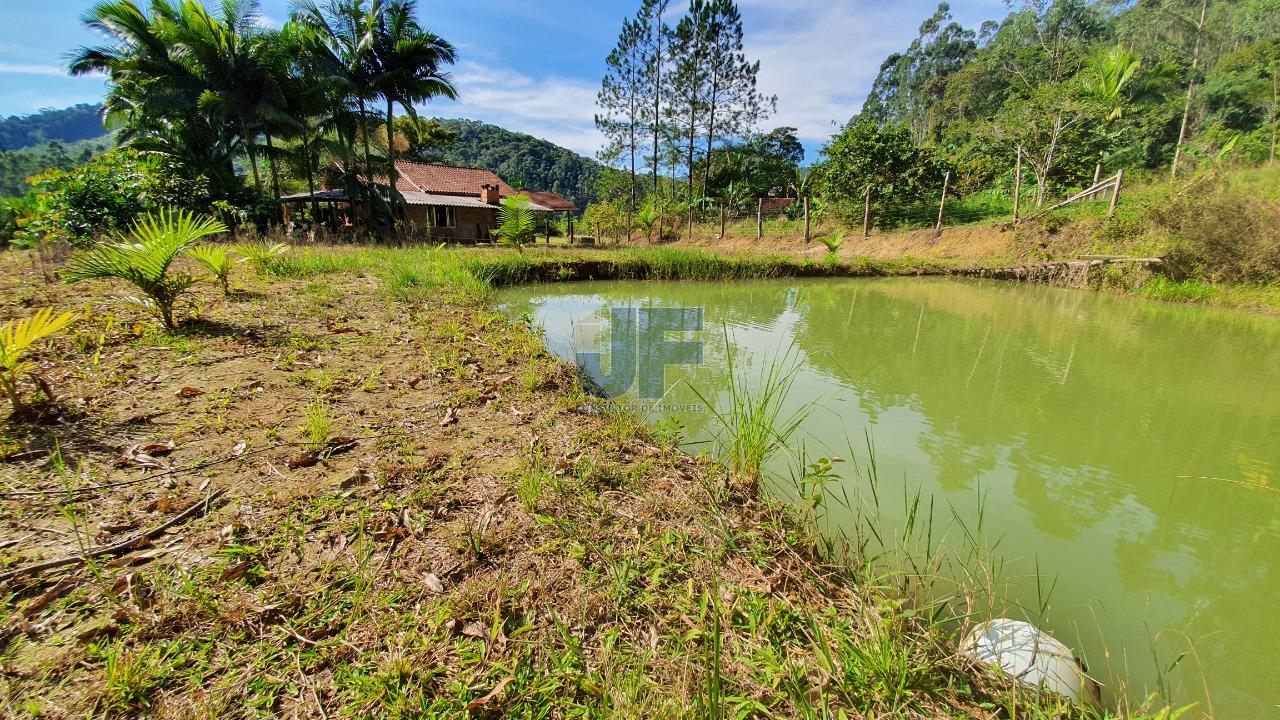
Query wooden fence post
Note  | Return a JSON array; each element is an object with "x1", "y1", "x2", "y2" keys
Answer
[
  {"x1": 1013, "y1": 147, "x2": 1023, "y2": 221},
  {"x1": 757, "y1": 198, "x2": 763, "y2": 241},
  {"x1": 934, "y1": 171, "x2": 950, "y2": 237},
  {"x1": 1090, "y1": 162, "x2": 1102, "y2": 200},
  {"x1": 1108, "y1": 169, "x2": 1125, "y2": 218},
  {"x1": 803, "y1": 196, "x2": 810, "y2": 243},
  {"x1": 862, "y1": 185, "x2": 872, "y2": 240}
]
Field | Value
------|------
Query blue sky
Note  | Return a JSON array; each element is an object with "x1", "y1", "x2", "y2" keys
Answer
[{"x1": 0, "y1": 0, "x2": 1009, "y2": 161}]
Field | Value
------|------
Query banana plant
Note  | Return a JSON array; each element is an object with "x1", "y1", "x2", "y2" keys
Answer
[
  {"x1": 189, "y1": 245, "x2": 245, "y2": 297},
  {"x1": 64, "y1": 209, "x2": 229, "y2": 330},
  {"x1": 0, "y1": 307, "x2": 78, "y2": 416},
  {"x1": 635, "y1": 195, "x2": 662, "y2": 243}
]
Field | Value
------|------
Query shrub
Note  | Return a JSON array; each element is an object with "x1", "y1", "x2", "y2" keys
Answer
[
  {"x1": 1152, "y1": 180, "x2": 1280, "y2": 283},
  {"x1": 63, "y1": 209, "x2": 229, "y2": 329},
  {"x1": 495, "y1": 194, "x2": 537, "y2": 253},
  {"x1": 188, "y1": 245, "x2": 244, "y2": 297},
  {"x1": 817, "y1": 230, "x2": 845, "y2": 254},
  {"x1": 0, "y1": 199, "x2": 18, "y2": 249},
  {"x1": 15, "y1": 149, "x2": 228, "y2": 248},
  {"x1": 814, "y1": 120, "x2": 950, "y2": 225}
]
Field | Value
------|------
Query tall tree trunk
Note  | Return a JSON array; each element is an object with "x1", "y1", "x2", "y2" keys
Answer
[
  {"x1": 1171, "y1": 0, "x2": 1209, "y2": 179},
  {"x1": 386, "y1": 97, "x2": 400, "y2": 222},
  {"x1": 686, "y1": 89, "x2": 697, "y2": 237},
  {"x1": 652, "y1": 2, "x2": 664, "y2": 195},
  {"x1": 265, "y1": 131, "x2": 282, "y2": 224},
  {"x1": 1036, "y1": 112, "x2": 1065, "y2": 208},
  {"x1": 243, "y1": 119, "x2": 262, "y2": 194},
  {"x1": 701, "y1": 73, "x2": 719, "y2": 200},
  {"x1": 1271, "y1": 66, "x2": 1278, "y2": 165},
  {"x1": 358, "y1": 97, "x2": 375, "y2": 228},
  {"x1": 629, "y1": 91, "x2": 636, "y2": 241},
  {"x1": 302, "y1": 129, "x2": 319, "y2": 224}
]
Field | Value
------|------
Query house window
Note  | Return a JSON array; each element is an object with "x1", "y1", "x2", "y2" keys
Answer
[{"x1": 430, "y1": 206, "x2": 455, "y2": 228}]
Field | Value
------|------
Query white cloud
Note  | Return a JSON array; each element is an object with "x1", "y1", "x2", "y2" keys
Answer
[
  {"x1": 0, "y1": 63, "x2": 67, "y2": 77},
  {"x1": 422, "y1": 60, "x2": 603, "y2": 156},
  {"x1": 739, "y1": 0, "x2": 1007, "y2": 154}
]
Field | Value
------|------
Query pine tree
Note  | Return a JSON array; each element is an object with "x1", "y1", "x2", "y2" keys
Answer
[
  {"x1": 596, "y1": 16, "x2": 648, "y2": 228},
  {"x1": 638, "y1": 0, "x2": 672, "y2": 195},
  {"x1": 699, "y1": 0, "x2": 774, "y2": 198},
  {"x1": 668, "y1": 0, "x2": 711, "y2": 208}
]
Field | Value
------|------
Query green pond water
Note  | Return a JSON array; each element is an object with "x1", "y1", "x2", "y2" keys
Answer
[{"x1": 496, "y1": 277, "x2": 1280, "y2": 718}]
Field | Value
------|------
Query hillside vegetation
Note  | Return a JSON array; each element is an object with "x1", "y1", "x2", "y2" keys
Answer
[
  {"x1": 423, "y1": 119, "x2": 601, "y2": 209},
  {"x1": 0, "y1": 104, "x2": 105, "y2": 151},
  {"x1": 0, "y1": 137, "x2": 113, "y2": 197}
]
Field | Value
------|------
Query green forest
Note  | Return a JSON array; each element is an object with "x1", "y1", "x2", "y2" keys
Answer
[
  {"x1": 0, "y1": 104, "x2": 106, "y2": 151},
  {"x1": 585, "y1": 0, "x2": 1278, "y2": 244},
  {"x1": 0, "y1": 111, "x2": 600, "y2": 212},
  {"x1": 852, "y1": 0, "x2": 1278, "y2": 192}
]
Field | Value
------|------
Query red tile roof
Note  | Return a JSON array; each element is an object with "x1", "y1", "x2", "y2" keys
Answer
[
  {"x1": 392, "y1": 160, "x2": 516, "y2": 197},
  {"x1": 517, "y1": 190, "x2": 579, "y2": 212},
  {"x1": 331, "y1": 160, "x2": 578, "y2": 212}
]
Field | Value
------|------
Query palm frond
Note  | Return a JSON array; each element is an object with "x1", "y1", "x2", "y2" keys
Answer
[
  {"x1": 495, "y1": 194, "x2": 538, "y2": 251},
  {"x1": 64, "y1": 209, "x2": 228, "y2": 328},
  {"x1": 0, "y1": 309, "x2": 79, "y2": 374}
]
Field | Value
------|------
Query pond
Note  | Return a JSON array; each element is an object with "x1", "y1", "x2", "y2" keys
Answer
[{"x1": 496, "y1": 277, "x2": 1280, "y2": 717}]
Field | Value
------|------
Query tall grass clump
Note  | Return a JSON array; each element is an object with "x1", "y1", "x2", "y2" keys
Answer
[
  {"x1": 615, "y1": 248, "x2": 794, "y2": 281},
  {"x1": 686, "y1": 330, "x2": 812, "y2": 485},
  {"x1": 1154, "y1": 184, "x2": 1280, "y2": 284},
  {"x1": 256, "y1": 249, "x2": 374, "y2": 278}
]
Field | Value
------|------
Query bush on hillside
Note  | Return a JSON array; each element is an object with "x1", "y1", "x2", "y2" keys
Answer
[
  {"x1": 0, "y1": 200, "x2": 18, "y2": 249},
  {"x1": 1154, "y1": 178, "x2": 1280, "y2": 283},
  {"x1": 813, "y1": 121, "x2": 951, "y2": 226},
  {"x1": 14, "y1": 149, "x2": 227, "y2": 248}
]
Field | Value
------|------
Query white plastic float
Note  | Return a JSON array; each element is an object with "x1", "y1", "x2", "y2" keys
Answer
[{"x1": 960, "y1": 618, "x2": 1102, "y2": 705}]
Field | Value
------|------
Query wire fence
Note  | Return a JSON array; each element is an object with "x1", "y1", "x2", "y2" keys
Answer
[{"x1": 699, "y1": 168, "x2": 1124, "y2": 241}]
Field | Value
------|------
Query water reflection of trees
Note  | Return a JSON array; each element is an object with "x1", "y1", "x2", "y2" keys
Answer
[
  {"x1": 787, "y1": 277, "x2": 1280, "y2": 716},
  {"x1": 503, "y1": 278, "x2": 1280, "y2": 715}
]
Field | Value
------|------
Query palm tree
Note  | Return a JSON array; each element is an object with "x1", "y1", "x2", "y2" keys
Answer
[
  {"x1": 69, "y1": 1, "x2": 242, "y2": 191},
  {"x1": 291, "y1": 0, "x2": 383, "y2": 227},
  {"x1": 1081, "y1": 47, "x2": 1143, "y2": 123},
  {"x1": 64, "y1": 209, "x2": 229, "y2": 330},
  {"x1": 369, "y1": 0, "x2": 457, "y2": 211},
  {"x1": 495, "y1": 195, "x2": 537, "y2": 252}
]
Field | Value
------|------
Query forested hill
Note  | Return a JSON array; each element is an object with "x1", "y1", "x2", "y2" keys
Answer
[
  {"x1": 854, "y1": 0, "x2": 1279, "y2": 190},
  {"x1": 424, "y1": 119, "x2": 600, "y2": 208},
  {"x1": 0, "y1": 137, "x2": 113, "y2": 196},
  {"x1": 0, "y1": 106, "x2": 600, "y2": 208},
  {"x1": 0, "y1": 104, "x2": 107, "y2": 151}
]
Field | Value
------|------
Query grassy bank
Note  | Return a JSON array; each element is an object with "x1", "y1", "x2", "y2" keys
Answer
[
  {"x1": 0, "y1": 246, "x2": 1183, "y2": 718},
  {"x1": 631, "y1": 165, "x2": 1280, "y2": 313}
]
